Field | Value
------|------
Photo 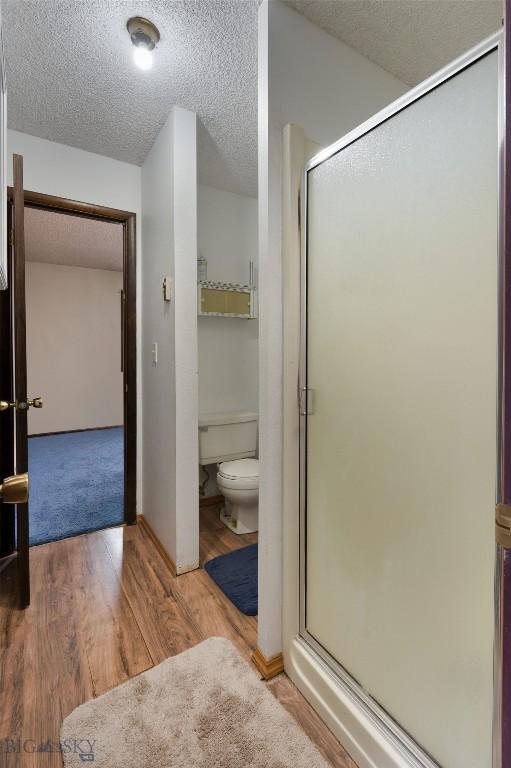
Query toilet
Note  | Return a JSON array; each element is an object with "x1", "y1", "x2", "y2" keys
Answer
[
  {"x1": 198, "y1": 411, "x2": 259, "y2": 534},
  {"x1": 217, "y1": 458, "x2": 259, "y2": 534}
]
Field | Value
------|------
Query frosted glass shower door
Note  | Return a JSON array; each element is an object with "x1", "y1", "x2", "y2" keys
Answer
[{"x1": 303, "y1": 46, "x2": 499, "y2": 768}]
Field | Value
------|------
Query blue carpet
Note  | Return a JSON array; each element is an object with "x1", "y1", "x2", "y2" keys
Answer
[
  {"x1": 204, "y1": 544, "x2": 258, "y2": 615},
  {"x1": 28, "y1": 428, "x2": 124, "y2": 546}
]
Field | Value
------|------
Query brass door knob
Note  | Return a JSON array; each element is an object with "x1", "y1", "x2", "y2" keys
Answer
[
  {"x1": 0, "y1": 399, "x2": 44, "y2": 411},
  {"x1": 0, "y1": 473, "x2": 29, "y2": 504}
]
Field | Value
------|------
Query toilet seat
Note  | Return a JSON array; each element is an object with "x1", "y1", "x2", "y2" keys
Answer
[
  {"x1": 218, "y1": 458, "x2": 259, "y2": 491},
  {"x1": 217, "y1": 458, "x2": 259, "y2": 534}
]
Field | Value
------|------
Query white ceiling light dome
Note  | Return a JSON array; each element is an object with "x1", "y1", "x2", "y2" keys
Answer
[{"x1": 127, "y1": 16, "x2": 160, "y2": 71}]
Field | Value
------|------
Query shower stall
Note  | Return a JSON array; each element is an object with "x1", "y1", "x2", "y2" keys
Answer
[{"x1": 285, "y1": 30, "x2": 506, "y2": 768}]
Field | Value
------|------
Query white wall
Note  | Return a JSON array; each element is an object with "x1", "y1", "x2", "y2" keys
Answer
[
  {"x1": 142, "y1": 106, "x2": 199, "y2": 574},
  {"x1": 267, "y1": 4, "x2": 407, "y2": 147},
  {"x1": 198, "y1": 185, "x2": 257, "y2": 285},
  {"x1": 173, "y1": 108, "x2": 200, "y2": 572},
  {"x1": 7, "y1": 130, "x2": 143, "y2": 508},
  {"x1": 198, "y1": 185, "x2": 258, "y2": 416},
  {"x1": 197, "y1": 185, "x2": 258, "y2": 498},
  {"x1": 258, "y1": 0, "x2": 408, "y2": 659},
  {"x1": 26, "y1": 262, "x2": 123, "y2": 434}
]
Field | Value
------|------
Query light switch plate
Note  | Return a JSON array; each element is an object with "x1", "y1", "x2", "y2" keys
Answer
[{"x1": 163, "y1": 276, "x2": 172, "y2": 302}]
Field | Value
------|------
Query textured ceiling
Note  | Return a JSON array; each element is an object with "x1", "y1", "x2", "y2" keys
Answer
[
  {"x1": 3, "y1": 0, "x2": 258, "y2": 197},
  {"x1": 3, "y1": 1, "x2": 502, "y2": 198},
  {"x1": 25, "y1": 207, "x2": 123, "y2": 271},
  {"x1": 284, "y1": 0, "x2": 503, "y2": 86}
]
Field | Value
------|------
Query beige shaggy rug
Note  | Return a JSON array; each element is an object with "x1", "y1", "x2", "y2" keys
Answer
[{"x1": 61, "y1": 637, "x2": 330, "y2": 767}]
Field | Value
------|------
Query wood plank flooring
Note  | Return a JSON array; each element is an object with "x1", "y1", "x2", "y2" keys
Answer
[{"x1": 0, "y1": 505, "x2": 356, "y2": 767}]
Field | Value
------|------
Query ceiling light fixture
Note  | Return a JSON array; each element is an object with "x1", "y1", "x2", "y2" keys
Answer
[{"x1": 127, "y1": 16, "x2": 160, "y2": 71}]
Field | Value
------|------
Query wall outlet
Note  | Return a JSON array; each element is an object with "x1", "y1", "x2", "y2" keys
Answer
[{"x1": 152, "y1": 342, "x2": 158, "y2": 365}]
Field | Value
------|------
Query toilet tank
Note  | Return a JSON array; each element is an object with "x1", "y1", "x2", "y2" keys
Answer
[{"x1": 198, "y1": 411, "x2": 258, "y2": 465}]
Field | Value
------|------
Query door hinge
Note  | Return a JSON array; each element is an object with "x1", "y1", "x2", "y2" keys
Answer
[{"x1": 299, "y1": 386, "x2": 315, "y2": 416}]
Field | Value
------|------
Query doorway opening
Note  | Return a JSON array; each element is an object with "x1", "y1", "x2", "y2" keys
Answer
[
  {"x1": 196, "y1": 186, "x2": 259, "y2": 617},
  {"x1": 17, "y1": 190, "x2": 136, "y2": 545}
]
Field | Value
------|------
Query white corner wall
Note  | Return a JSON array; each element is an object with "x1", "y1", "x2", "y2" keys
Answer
[
  {"x1": 197, "y1": 185, "x2": 258, "y2": 416},
  {"x1": 257, "y1": 0, "x2": 408, "y2": 659},
  {"x1": 7, "y1": 129, "x2": 143, "y2": 509},
  {"x1": 26, "y1": 262, "x2": 123, "y2": 435},
  {"x1": 141, "y1": 106, "x2": 199, "y2": 574},
  {"x1": 173, "y1": 108, "x2": 199, "y2": 572}
]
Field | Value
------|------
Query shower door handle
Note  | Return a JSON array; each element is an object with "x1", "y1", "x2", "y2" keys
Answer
[{"x1": 299, "y1": 387, "x2": 315, "y2": 416}]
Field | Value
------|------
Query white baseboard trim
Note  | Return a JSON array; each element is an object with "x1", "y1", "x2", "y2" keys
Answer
[{"x1": 285, "y1": 636, "x2": 433, "y2": 768}]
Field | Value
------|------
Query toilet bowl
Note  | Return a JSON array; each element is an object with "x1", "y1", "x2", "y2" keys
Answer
[{"x1": 217, "y1": 458, "x2": 259, "y2": 534}]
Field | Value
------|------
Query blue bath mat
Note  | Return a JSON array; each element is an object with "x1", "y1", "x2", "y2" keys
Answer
[
  {"x1": 204, "y1": 544, "x2": 258, "y2": 615},
  {"x1": 28, "y1": 427, "x2": 124, "y2": 546}
]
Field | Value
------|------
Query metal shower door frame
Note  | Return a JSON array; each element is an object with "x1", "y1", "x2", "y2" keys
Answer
[{"x1": 298, "y1": 30, "x2": 505, "y2": 768}]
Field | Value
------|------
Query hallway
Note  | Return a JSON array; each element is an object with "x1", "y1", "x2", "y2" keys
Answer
[{"x1": 0, "y1": 510, "x2": 354, "y2": 767}]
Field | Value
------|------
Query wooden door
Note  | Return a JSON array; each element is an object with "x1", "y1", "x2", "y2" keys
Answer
[
  {"x1": 0, "y1": 154, "x2": 30, "y2": 607},
  {"x1": 0, "y1": 202, "x2": 14, "y2": 560}
]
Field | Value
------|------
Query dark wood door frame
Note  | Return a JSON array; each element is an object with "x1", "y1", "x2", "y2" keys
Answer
[
  {"x1": 7, "y1": 188, "x2": 137, "y2": 526},
  {"x1": 12, "y1": 158, "x2": 30, "y2": 605},
  {"x1": 0, "y1": 194, "x2": 16, "y2": 559}
]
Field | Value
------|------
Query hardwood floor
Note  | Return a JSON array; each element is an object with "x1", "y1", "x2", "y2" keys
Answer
[{"x1": 0, "y1": 505, "x2": 356, "y2": 767}]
